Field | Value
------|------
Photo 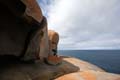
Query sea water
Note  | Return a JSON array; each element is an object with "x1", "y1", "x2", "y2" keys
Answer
[{"x1": 58, "y1": 50, "x2": 120, "y2": 74}]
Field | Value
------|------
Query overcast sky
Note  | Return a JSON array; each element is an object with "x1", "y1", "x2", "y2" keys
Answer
[{"x1": 38, "y1": 0, "x2": 120, "y2": 50}]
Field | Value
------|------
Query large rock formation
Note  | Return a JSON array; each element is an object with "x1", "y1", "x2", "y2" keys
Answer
[
  {"x1": 0, "y1": 0, "x2": 50, "y2": 61},
  {"x1": 48, "y1": 30, "x2": 59, "y2": 55}
]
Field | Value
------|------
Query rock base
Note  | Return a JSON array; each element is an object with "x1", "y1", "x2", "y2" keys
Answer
[{"x1": 0, "y1": 57, "x2": 119, "y2": 80}]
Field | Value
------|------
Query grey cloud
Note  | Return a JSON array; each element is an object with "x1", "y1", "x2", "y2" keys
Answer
[{"x1": 38, "y1": 0, "x2": 120, "y2": 50}]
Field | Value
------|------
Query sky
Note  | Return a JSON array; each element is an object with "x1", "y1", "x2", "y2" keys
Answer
[{"x1": 37, "y1": 0, "x2": 120, "y2": 50}]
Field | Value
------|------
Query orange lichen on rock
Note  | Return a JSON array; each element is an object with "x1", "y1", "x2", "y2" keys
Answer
[
  {"x1": 47, "y1": 55, "x2": 62, "y2": 65},
  {"x1": 48, "y1": 30, "x2": 59, "y2": 55},
  {"x1": 55, "y1": 73, "x2": 83, "y2": 80},
  {"x1": 55, "y1": 70, "x2": 120, "y2": 80},
  {"x1": 63, "y1": 57, "x2": 105, "y2": 72},
  {"x1": 21, "y1": 0, "x2": 43, "y2": 22},
  {"x1": 80, "y1": 71, "x2": 96, "y2": 80}
]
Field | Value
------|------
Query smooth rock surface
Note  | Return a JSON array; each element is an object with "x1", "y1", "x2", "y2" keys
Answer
[
  {"x1": 55, "y1": 70, "x2": 120, "y2": 80},
  {"x1": 55, "y1": 57, "x2": 120, "y2": 80},
  {"x1": 63, "y1": 57, "x2": 105, "y2": 72}
]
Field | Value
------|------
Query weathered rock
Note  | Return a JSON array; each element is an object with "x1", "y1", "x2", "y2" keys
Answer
[
  {"x1": 0, "y1": 0, "x2": 48, "y2": 61},
  {"x1": 22, "y1": 17, "x2": 49, "y2": 61},
  {"x1": 0, "y1": 0, "x2": 28, "y2": 57},
  {"x1": 0, "y1": 57, "x2": 79, "y2": 80},
  {"x1": 46, "y1": 30, "x2": 62, "y2": 65},
  {"x1": 39, "y1": 18, "x2": 49, "y2": 60},
  {"x1": 55, "y1": 70, "x2": 120, "y2": 80},
  {"x1": 0, "y1": 56, "x2": 119, "y2": 80},
  {"x1": 48, "y1": 30, "x2": 59, "y2": 55},
  {"x1": 63, "y1": 57, "x2": 105, "y2": 72},
  {"x1": 21, "y1": 0, "x2": 43, "y2": 23},
  {"x1": 55, "y1": 57, "x2": 120, "y2": 80},
  {"x1": 46, "y1": 56, "x2": 62, "y2": 65}
]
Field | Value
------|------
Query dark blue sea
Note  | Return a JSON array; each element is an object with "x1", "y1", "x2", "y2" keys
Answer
[{"x1": 58, "y1": 50, "x2": 120, "y2": 74}]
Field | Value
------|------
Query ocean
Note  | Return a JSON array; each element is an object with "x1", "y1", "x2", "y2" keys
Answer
[{"x1": 58, "y1": 50, "x2": 120, "y2": 74}]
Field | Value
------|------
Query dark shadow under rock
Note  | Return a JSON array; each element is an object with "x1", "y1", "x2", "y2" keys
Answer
[{"x1": 0, "y1": 57, "x2": 79, "y2": 80}]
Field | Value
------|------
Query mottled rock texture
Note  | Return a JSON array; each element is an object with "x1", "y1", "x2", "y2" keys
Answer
[
  {"x1": 0, "y1": 57, "x2": 119, "y2": 80},
  {"x1": 55, "y1": 57, "x2": 120, "y2": 80},
  {"x1": 55, "y1": 70, "x2": 120, "y2": 80},
  {"x1": 39, "y1": 19, "x2": 49, "y2": 60},
  {"x1": 0, "y1": 57, "x2": 79, "y2": 80},
  {"x1": 23, "y1": 17, "x2": 48, "y2": 61},
  {"x1": 48, "y1": 30, "x2": 59, "y2": 55},
  {"x1": 63, "y1": 57, "x2": 104, "y2": 72},
  {"x1": 21, "y1": 0, "x2": 43, "y2": 23},
  {"x1": 0, "y1": 0, "x2": 48, "y2": 61}
]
